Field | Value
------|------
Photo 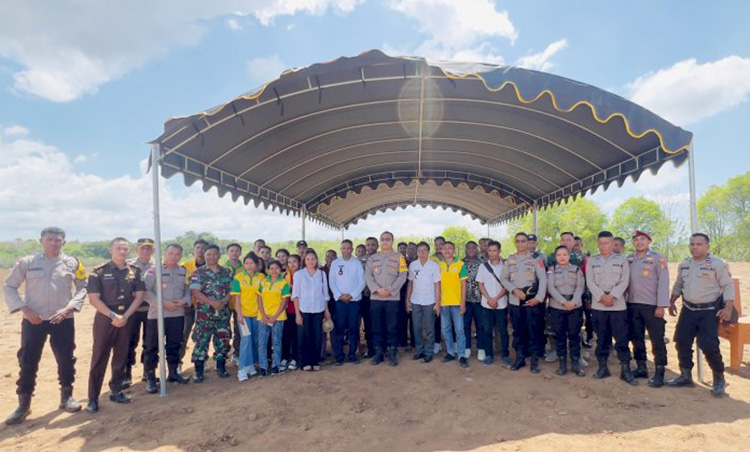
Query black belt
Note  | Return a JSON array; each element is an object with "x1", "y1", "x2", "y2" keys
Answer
[
  {"x1": 107, "y1": 304, "x2": 128, "y2": 313},
  {"x1": 683, "y1": 300, "x2": 716, "y2": 311}
]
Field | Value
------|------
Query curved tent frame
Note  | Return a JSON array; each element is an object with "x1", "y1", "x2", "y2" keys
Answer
[{"x1": 150, "y1": 50, "x2": 693, "y2": 229}]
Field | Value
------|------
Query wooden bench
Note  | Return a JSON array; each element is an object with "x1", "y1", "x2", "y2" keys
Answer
[{"x1": 718, "y1": 278, "x2": 749, "y2": 372}]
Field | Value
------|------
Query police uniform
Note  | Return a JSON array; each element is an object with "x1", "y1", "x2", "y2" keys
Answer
[
  {"x1": 87, "y1": 260, "x2": 145, "y2": 403},
  {"x1": 670, "y1": 254, "x2": 734, "y2": 387},
  {"x1": 500, "y1": 252, "x2": 547, "y2": 371},
  {"x1": 125, "y1": 257, "x2": 154, "y2": 384},
  {"x1": 627, "y1": 248, "x2": 669, "y2": 384},
  {"x1": 364, "y1": 250, "x2": 407, "y2": 363},
  {"x1": 143, "y1": 264, "x2": 191, "y2": 384},
  {"x1": 189, "y1": 265, "x2": 233, "y2": 372},
  {"x1": 585, "y1": 253, "x2": 634, "y2": 382},
  {"x1": 3, "y1": 253, "x2": 87, "y2": 422},
  {"x1": 547, "y1": 263, "x2": 585, "y2": 375}
]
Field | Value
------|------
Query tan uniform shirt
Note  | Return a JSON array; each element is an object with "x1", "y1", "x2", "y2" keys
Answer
[
  {"x1": 127, "y1": 258, "x2": 154, "y2": 312},
  {"x1": 144, "y1": 264, "x2": 191, "y2": 319},
  {"x1": 627, "y1": 251, "x2": 670, "y2": 307},
  {"x1": 586, "y1": 253, "x2": 629, "y2": 311},
  {"x1": 3, "y1": 253, "x2": 87, "y2": 319},
  {"x1": 365, "y1": 251, "x2": 407, "y2": 301},
  {"x1": 499, "y1": 253, "x2": 547, "y2": 307},
  {"x1": 671, "y1": 254, "x2": 734, "y2": 306},
  {"x1": 547, "y1": 263, "x2": 585, "y2": 310}
]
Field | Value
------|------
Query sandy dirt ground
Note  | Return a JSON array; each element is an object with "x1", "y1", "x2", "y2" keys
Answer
[{"x1": 0, "y1": 263, "x2": 749, "y2": 452}]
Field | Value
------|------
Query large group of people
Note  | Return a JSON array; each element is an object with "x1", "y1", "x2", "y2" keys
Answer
[{"x1": 2, "y1": 226, "x2": 737, "y2": 425}]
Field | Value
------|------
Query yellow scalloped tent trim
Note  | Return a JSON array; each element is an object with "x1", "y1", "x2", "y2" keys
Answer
[{"x1": 164, "y1": 50, "x2": 692, "y2": 155}]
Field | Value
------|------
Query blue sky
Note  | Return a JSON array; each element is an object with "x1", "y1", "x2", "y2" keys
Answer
[{"x1": 1, "y1": 1, "x2": 749, "y2": 242}]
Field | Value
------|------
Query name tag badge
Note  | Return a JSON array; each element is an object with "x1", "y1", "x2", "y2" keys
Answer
[
  {"x1": 642, "y1": 270, "x2": 650, "y2": 277},
  {"x1": 162, "y1": 283, "x2": 169, "y2": 289}
]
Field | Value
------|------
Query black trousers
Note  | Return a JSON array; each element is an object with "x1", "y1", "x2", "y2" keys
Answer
[
  {"x1": 509, "y1": 304, "x2": 545, "y2": 359},
  {"x1": 479, "y1": 307, "x2": 509, "y2": 358},
  {"x1": 89, "y1": 313, "x2": 135, "y2": 400},
  {"x1": 592, "y1": 310, "x2": 631, "y2": 364},
  {"x1": 360, "y1": 295, "x2": 375, "y2": 355},
  {"x1": 126, "y1": 310, "x2": 148, "y2": 370},
  {"x1": 282, "y1": 312, "x2": 300, "y2": 362},
  {"x1": 371, "y1": 299, "x2": 399, "y2": 351},
  {"x1": 550, "y1": 307, "x2": 583, "y2": 360},
  {"x1": 463, "y1": 302, "x2": 482, "y2": 351},
  {"x1": 628, "y1": 303, "x2": 668, "y2": 366},
  {"x1": 300, "y1": 312, "x2": 323, "y2": 367},
  {"x1": 334, "y1": 300, "x2": 361, "y2": 361},
  {"x1": 16, "y1": 318, "x2": 76, "y2": 396},
  {"x1": 674, "y1": 306, "x2": 724, "y2": 373},
  {"x1": 144, "y1": 317, "x2": 184, "y2": 371}
]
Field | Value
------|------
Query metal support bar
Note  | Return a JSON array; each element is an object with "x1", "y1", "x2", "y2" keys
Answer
[
  {"x1": 151, "y1": 144, "x2": 168, "y2": 397},
  {"x1": 688, "y1": 142, "x2": 704, "y2": 383},
  {"x1": 301, "y1": 207, "x2": 307, "y2": 241}
]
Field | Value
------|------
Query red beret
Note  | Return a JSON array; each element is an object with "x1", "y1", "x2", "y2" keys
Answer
[{"x1": 632, "y1": 230, "x2": 652, "y2": 241}]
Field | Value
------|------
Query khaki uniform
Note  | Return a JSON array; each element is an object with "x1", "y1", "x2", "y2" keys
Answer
[
  {"x1": 499, "y1": 253, "x2": 547, "y2": 307},
  {"x1": 585, "y1": 253, "x2": 631, "y2": 364},
  {"x1": 547, "y1": 264, "x2": 584, "y2": 310},
  {"x1": 500, "y1": 252, "x2": 547, "y2": 360},
  {"x1": 364, "y1": 251, "x2": 407, "y2": 352},
  {"x1": 627, "y1": 250, "x2": 669, "y2": 366}
]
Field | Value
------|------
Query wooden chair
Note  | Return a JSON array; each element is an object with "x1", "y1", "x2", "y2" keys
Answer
[{"x1": 718, "y1": 278, "x2": 750, "y2": 372}]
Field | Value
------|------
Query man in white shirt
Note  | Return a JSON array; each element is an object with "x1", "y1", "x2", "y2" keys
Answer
[
  {"x1": 405, "y1": 242, "x2": 442, "y2": 363},
  {"x1": 329, "y1": 240, "x2": 366, "y2": 365},
  {"x1": 476, "y1": 240, "x2": 510, "y2": 367}
]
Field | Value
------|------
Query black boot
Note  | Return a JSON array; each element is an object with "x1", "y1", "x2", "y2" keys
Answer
[
  {"x1": 216, "y1": 359, "x2": 230, "y2": 378},
  {"x1": 510, "y1": 356, "x2": 526, "y2": 371},
  {"x1": 648, "y1": 365, "x2": 665, "y2": 388},
  {"x1": 371, "y1": 348, "x2": 384, "y2": 365},
  {"x1": 146, "y1": 370, "x2": 158, "y2": 394},
  {"x1": 620, "y1": 363, "x2": 639, "y2": 386},
  {"x1": 556, "y1": 358, "x2": 567, "y2": 376},
  {"x1": 633, "y1": 360, "x2": 649, "y2": 379},
  {"x1": 193, "y1": 361, "x2": 205, "y2": 383},
  {"x1": 168, "y1": 364, "x2": 189, "y2": 384},
  {"x1": 571, "y1": 356, "x2": 585, "y2": 377},
  {"x1": 593, "y1": 359, "x2": 610, "y2": 379},
  {"x1": 530, "y1": 357, "x2": 540, "y2": 374},
  {"x1": 59, "y1": 386, "x2": 81, "y2": 412},
  {"x1": 5, "y1": 394, "x2": 31, "y2": 425},
  {"x1": 388, "y1": 347, "x2": 398, "y2": 367},
  {"x1": 121, "y1": 366, "x2": 133, "y2": 389},
  {"x1": 711, "y1": 371, "x2": 727, "y2": 397},
  {"x1": 666, "y1": 367, "x2": 694, "y2": 387}
]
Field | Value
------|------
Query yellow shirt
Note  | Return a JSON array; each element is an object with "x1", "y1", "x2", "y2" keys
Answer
[
  {"x1": 439, "y1": 259, "x2": 468, "y2": 306},
  {"x1": 231, "y1": 270, "x2": 264, "y2": 317},
  {"x1": 258, "y1": 276, "x2": 291, "y2": 321},
  {"x1": 223, "y1": 259, "x2": 243, "y2": 309}
]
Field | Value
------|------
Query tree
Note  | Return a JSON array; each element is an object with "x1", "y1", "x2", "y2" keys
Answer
[
  {"x1": 609, "y1": 197, "x2": 669, "y2": 254},
  {"x1": 502, "y1": 198, "x2": 608, "y2": 255},
  {"x1": 698, "y1": 185, "x2": 730, "y2": 257},
  {"x1": 698, "y1": 169, "x2": 750, "y2": 261},
  {"x1": 173, "y1": 231, "x2": 220, "y2": 258},
  {"x1": 441, "y1": 226, "x2": 478, "y2": 257}
]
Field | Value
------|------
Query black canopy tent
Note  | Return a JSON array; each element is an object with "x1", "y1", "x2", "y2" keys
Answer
[{"x1": 146, "y1": 50, "x2": 700, "y2": 394}]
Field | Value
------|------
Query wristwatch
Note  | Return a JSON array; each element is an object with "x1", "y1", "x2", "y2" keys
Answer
[{"x1": 109, "y1": 311, "x2": 116, "y2": 320}]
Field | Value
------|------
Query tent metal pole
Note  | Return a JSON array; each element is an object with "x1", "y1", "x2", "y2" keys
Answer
[
  {"x1": 301, "y1": 207, "x2": 307, "y2": 241},
  {"x1": 532, "y1": 201, "x2": 539, "y2": 236},
  {"x1": 151, "y1": 143, "x2": 168, "y2": 397},
  {"x1": 687, "y1": 142, "x2": 704, "y2": 383},
  {"x1": 487, "y1": 223, "x2": 490, "y2": 238},
  {"x1": 341, "y1": 228, "x2": 345, "y2": 241}
]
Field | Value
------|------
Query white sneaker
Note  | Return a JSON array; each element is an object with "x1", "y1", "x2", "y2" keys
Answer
[
  {"x1": 280, "y1": 359, "x2": 288, "y2": 371},
  {"x1": 464, "y1": 349, "x2": 471, "y2": 359},
  {"x1": 433, "y1": 343, "x2": 442, "y2": 355},
  {"x1": 288, "y1": 360, "x2": 298, "y2": 370},
  {"x1": 477, "y1": 349, "x2": 486, "y2": 362},
  {"x1": 237, "y1": 368, "x2": 248, "y2": 382},
  {"x1": 247, "y1": 366, "x2": 258, "y2": 376},
  {"x1": 545, "y1": 351, "x2": 558, "y2": 362},
  {"x1": 579, "y1": 357, "x2": 589, "y2": 367}
]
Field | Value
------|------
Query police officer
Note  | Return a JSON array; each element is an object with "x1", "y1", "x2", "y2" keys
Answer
[
  {"x1": 3, "y1": 227, "x2": 87, "y2": 425},
  {"x1": 547, "y1": 245, "x2": 586, "y2": 377},
  {"x1": 500, "y1": 232, "x2": 547, "y2": 373},
  {"x1": 143, "y1": 243, "x2": 192, "y2": 393},
  {"x1": 667, "y1": 233, "x2": 734, "y2": 397},
  {"x1": 586, "y1": 231, "x2": 636, "y2": 385},
  {"x1": 123, "y1": 238, "x2": 155, "y2": 388},
  {"x1": 627, "y1": 230, "x2": 669, "y2": 387},
  {"x1": 364, "y1": 231, "x2": 407, "y2": 366},
  {"x1": 86, "y1": 237, "x2": 146, "y2": 413}
]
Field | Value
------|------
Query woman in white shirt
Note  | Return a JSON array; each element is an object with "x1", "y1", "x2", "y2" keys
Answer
[{"x1": 292, "y1": 250, "x2": 331, "y2": 371}]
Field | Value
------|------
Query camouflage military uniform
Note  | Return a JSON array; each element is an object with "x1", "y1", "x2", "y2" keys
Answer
[{"x1": 190, "y1": 266, "x2": 233, "y2": 363}]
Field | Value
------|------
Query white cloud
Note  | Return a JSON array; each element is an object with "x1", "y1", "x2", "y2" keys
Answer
[
  {"x1": 226, "y1": 18, "x2": 242, "y2": 30},
  {"x1": 0, "y1": 1, "x2": 362, "y2": 102},
  {"x1": 246, "y1": 54, "x2": 288, "y2": 82},
  {"x1": 516, "y1": 39, "x2": 568, "y2": 72},
  {"x1": 0, "y1": 125, "x2": 485, "y2": 241},
  {"x1": 626, "y1": 56, "x2": 750, "y2": 126},
  {"x1": 1, "y1": 125, "x2": 29, "y2": 137},
  {"x1": 388, "y1": 0, "x2": 516, "y2": 63}
]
